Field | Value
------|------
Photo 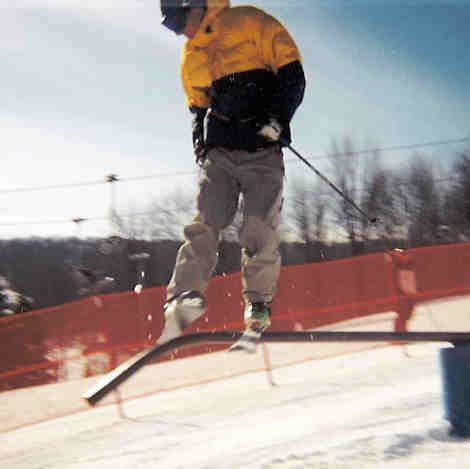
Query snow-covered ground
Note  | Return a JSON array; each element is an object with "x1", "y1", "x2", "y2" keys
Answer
[
  {"x1": 1, "y1": 297, "x2": 470, "y2": 468},
  {"x1": 2, "y1": 342, "x2": 470, "y2": 468}
]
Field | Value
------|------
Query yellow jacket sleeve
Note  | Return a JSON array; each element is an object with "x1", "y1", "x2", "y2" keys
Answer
[{"x1": 181, "y1": 43, "x2": 211, "y2": 109}]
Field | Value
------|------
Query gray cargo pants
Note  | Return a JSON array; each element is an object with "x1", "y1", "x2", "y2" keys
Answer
[{"x1": 166, "y1": 144, "x2": 284, "y2": 305}]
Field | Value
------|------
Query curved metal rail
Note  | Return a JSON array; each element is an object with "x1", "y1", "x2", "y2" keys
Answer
[{"x1": 83, "y1": 330, "x2": 470, "y2": 406}]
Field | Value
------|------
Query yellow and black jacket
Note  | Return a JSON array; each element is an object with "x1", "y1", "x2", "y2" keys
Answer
[{"x1": 181, "y1": 0, "x2": 305, "y2": 152}]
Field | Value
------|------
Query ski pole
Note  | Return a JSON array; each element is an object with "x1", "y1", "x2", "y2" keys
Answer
[{"x1": 283, "y1": 142, "x2": 377, "y2": 224}]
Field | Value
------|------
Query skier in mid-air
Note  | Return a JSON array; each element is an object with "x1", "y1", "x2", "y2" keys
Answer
[{"x1": 157, "y1": 0, "x2": 306, "y2": 351}]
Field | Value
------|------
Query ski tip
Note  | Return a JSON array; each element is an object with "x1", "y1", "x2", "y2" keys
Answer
[{"x1": 228, "y1": 340, "x2": 258, "y2": 354}]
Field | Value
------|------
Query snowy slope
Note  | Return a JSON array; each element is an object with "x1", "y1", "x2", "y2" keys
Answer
[{"x1": 1, "y1": 341, "x2": 470, "y2": 469}]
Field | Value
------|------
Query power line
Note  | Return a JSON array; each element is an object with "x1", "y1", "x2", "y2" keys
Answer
[
  {"x1": 0, "y1": 211, "x2": 157, "y2": 227},
  {"x1": 0, "y1": 179, "x2": 106, "y2": 195},
  {"x1": 308, "y1": 176, "x2": 459, "y2": 199},
  {"x1": 1, "y1": 137, "x2": 468, "y2": 230},
  {"x1": 0, "y1": 216, "x2": 105, "y2": 227},
  {"x1": 0, "y1": 170, "x2": 197, "y2": 195},
  {"x1": 0, "y1": 136, "x2": 468, "y2": 196},
  {"x1": 120, "y1": 170, "x2": 197, "y2": 183},
  {"x1": 305, "y1": 136, "x2": 470, "y2": 162},
  {"x1": 0, "y1": 175, "x2": 462, "y2": 228}
]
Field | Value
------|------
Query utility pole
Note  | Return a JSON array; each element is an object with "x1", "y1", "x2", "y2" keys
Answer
[
  {"x1": 128, "y1": 252, "x2": 150, "y2": 293},
  {"x1": 128, "y1": 252, "x2": 152, "y2": 343},
  {"x1": 106, "y1": 174, "x2": 119, "y2": 235},
  {"x1": 72, "y1": 217, "x2": 86, "y2": 266}
]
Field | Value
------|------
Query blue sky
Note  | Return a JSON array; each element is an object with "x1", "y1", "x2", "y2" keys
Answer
[{"x1": 1, "y1": 0, "x2": 469, "y2": 238}]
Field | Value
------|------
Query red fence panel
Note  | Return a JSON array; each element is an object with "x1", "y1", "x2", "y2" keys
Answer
[
  {"x1": 272, "y1": 252, "x2": 397, "y2": 330},
  {"x1": 2, "y1": 242, "x2": 470, "y2": 392},
  {"x1": 410, "y1": 243, "x2": 470, "y2": 301}
]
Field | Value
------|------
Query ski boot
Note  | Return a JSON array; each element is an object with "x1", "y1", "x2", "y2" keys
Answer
[
  {"x1": 157, "y1": 291, "x2": 205, "y2": 345},
  {"x1": 228, "y1": 302, "x2": 271, "y2": 353}
]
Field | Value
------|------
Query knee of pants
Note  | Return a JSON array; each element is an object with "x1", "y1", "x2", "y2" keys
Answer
[
  {"x1": 183, "y1": 221, "x2": 218, "y2": 248},
  {"x1": 239, "y1": 216, "x2": 279, "y2": 256}
]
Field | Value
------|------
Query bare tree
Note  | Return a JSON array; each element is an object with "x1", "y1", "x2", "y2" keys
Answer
[
  {"x1": 404, "y1": 155, "x2": 442, "y2": 246},
  {"x1": 444, "y1": 151, "x2": 470, "y2": 240},
  {"x1": 111, "y1": 202, "x2": 147, "y2": 240},
  {"x1": 360, "y1": 150, "x2": 403, "y2": 247},
  {"x1": 285, "y1": 175, "x2": 327, "y2": 261},
  {"x1": 110, "y1": 188, "x2": 196, "y2": 241},
  {"x1": 328, "y1": 137, "x2": 365, "y2": 255},
  {"x1": 148, "y1": 189, "x2": 195, "y2": 240}
]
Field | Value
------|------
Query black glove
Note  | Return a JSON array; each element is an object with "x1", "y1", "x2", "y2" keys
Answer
[
  {"x1": 194, "y1": 140, "x2": 208, "y2": 165},
  {"x1": 190, "y1": 106, "x2": 208, "y2": 164}
]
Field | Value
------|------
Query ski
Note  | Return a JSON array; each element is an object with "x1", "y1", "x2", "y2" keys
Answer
[{"x1": 228, "y1": 328, "x2": 262, "y2": 353}]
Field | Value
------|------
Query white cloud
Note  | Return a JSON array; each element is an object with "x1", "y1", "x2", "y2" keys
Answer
[
  {"x1": 1, "y1": 0, "x2": 469, "y2": 239},
  {"x1": 4, "y1": 0, "x2": 181, "y2": 45},
  {"x1": 0, "y1": 117, "x2": 197, "y2": 239}
]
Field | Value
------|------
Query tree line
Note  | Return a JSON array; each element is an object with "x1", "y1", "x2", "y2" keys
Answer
[{"x1": 1, "y1": 139, "x2": 469, "y2": 311}]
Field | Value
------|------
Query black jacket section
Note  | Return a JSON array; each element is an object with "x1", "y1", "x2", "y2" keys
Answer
[
  {"x1": 209, "y1": 69, "x2": 277, "y2": 122},
  {"x1": 204, "y1": 61, "x2": 305, "y2": 151}
]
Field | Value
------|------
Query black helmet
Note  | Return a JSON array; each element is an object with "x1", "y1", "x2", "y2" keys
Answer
[{"x1": 160, "y1": 0, "x2": 206, "y2": 34}]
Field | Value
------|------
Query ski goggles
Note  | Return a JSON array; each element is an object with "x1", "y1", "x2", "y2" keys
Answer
[{"x1": 161, "y1": 6, "x2": 190, "y2": 34}]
